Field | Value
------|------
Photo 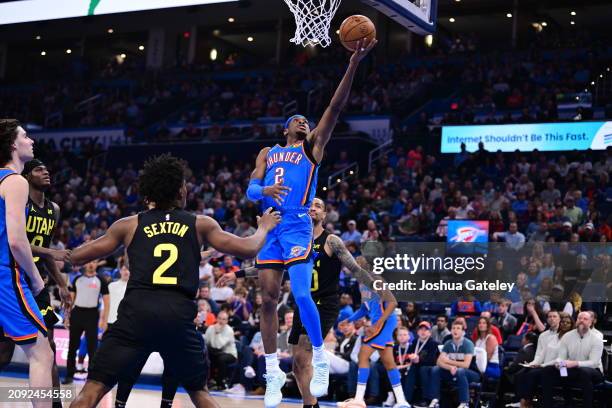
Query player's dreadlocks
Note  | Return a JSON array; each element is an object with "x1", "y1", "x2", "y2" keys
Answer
[
  {"x1": 0, "y1": 119, "x2": 20, "y2": 167},
  {"x1": 139, "y1": 153, "x2": 186, "y2": 211}
]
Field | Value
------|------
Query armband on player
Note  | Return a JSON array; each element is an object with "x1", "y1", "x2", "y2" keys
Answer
[{"x1": 247, "y1": 178, "x2": 264, "y2": 201}]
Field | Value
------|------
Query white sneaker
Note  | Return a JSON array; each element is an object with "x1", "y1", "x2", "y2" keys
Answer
[
  {"x1": 393, "y1": 403, "x2": 412, "y2": 408},
  {"x1": 264, "y1": 370, "x2": 286, "y2": 408},
  {"x1": 224, "y1": 383, "x2": 246, "y2": 395},
  {"x1": 244, "y1": 366, "x2": 256, "y2": 379},
  {"x1": 383, "y1": 392, "x2": 396, "y2": 407},
  {"x1": 309, "y1": 358, "x2": 330, "y2": 397},
  {"x1": 457, "y1": 403, "x2": 469, "y2": 408},
  {"x1": 337, "y1": 399, "x2": 366, "y2": 408},
  {"x1": 428, "y1": 399, "x2": 440, "y2": 408}
]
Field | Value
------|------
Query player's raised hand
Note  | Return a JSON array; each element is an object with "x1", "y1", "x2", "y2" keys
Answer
[
  {"x1": 350, "y1": 38, "x2": 377, "y2": 65},
  {"x1": 263, "y1": 182, "x2": 291, "y2": 206},
  {"x1": 257, "y1": 207, "x2": 282, "y2": 231}
]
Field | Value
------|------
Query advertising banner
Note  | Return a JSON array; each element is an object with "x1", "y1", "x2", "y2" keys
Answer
[{"x1": 441, "y1": 121, "x2": 612, "y2": 153}]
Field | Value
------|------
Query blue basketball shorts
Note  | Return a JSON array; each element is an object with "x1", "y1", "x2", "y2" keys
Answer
[
  {"x1": 255, "y1": 211, "x2": 313, "y2": 270},
  {"x1": 0, "y1": 265, "x2": 47, "y2": 345},
  {"x1": 363, "y1": 314, "x2": 397, "y2": 350}
]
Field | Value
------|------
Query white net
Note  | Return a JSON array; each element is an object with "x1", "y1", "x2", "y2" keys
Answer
[{"x1": 283, "y1": 0, "x2": 342, "y2": 47}]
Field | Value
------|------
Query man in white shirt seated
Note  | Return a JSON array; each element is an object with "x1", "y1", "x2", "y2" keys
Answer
[
  {"x1": 107, "y1": 263, "x2": 129, "y2": 328},
  {"x1": 540, "y1": 311, "x2": 604, "y2": 408}
]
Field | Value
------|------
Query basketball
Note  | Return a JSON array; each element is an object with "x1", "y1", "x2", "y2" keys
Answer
[{"x1": 338, "y1": 15, "x2": 376, "y2": 51}]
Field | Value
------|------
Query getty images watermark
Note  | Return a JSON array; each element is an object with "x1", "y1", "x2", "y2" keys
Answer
[{"x1": 360, "y1": 242, "x2": 611, "y2": 302}]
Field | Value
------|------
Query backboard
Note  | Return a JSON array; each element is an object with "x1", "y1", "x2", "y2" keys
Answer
[{"x1": 361, "y1": 0, "x2": 437, "y2": 35}]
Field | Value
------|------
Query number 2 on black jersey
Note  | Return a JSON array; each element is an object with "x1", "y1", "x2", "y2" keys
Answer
[{"x1": 152, "y1": 243, "x2": 178, "y2": 285}]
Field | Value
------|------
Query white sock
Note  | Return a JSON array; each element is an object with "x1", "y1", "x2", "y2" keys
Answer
[
  {"x1": 355, "y1": 383, "x2": 367, "y2": 402},
  {"x1": 265, "y1": 353, "x2": 280, "y2": 374},
  {"x1": 392, "y1": 384, "x2": 408, "y2": 404},
  {"x1": 312, "y1": 345, "x2": 326, "y2": 363}
]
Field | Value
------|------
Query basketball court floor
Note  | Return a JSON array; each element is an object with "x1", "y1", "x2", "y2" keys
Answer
[{"x1": 0, "y1": 371, "x2": 341, "y2": 407}]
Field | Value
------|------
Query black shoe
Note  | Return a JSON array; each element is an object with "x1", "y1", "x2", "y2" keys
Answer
[{"x1": 62, "y1": 377, "x2": 74, "y2": 385}]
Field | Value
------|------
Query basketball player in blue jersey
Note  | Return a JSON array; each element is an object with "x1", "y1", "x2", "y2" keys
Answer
[
  {"x1": 0, "y1": 119, "x2": 55, "y2": 407},
  {"x1": 246, "y1": 38, "x2": 377, "y2": 407},
  {"x1": 338, "y1": 284, "x2": 411, "y2": 408}
]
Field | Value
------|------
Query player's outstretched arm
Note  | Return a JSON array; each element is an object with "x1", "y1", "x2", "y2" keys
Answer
[
  {"x1": 308, "y1": 38, "x2": 377, "y2": 163},
  {"x1": 70, "y1": 216, "x2": 135, "y2": 266},
  {"x1": 327, "y1": 234, "x2": 396, "y2": 305},
  {"x1": 197, "y1": 208, "x2": 281, "y2": 258}
]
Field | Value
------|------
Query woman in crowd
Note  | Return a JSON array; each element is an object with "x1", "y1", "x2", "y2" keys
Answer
[{"x1": 475, "y1": 316, "x2": 501, "y2": 379}]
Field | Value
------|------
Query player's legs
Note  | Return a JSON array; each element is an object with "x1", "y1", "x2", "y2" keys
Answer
[
  {"x1": 160, "y1": 370, "x2": 179, "y2": 408},
  {"x1": 258, "y1": 268, "x2": 284, "y2": 353},
  {"x1": 21, "y1": 334, "x2": 55, "y2": 406},
  {"x1": 114, "y1": 352, "x2": 149, "y2": 408},
  {"x1": 292, "y1": 334, "x2": 317, "y2": 406},
  {"x1": 47, "y1": 327, "x2": 64, "y2": 408},
  {"x1": 287, "y1": 260, "x2": 323, "y2": 347},
  {"x1": 69, "y1": 380, "x2": 111, "y2": 408},
  {"x1": 338, "y1": 343, "x2": 376, "y2": 407},
  {"x1": 379, "y1": 347, "x2": 409, "y2": 407},
  {"x1": 186, "y1": 390, "x2": 221, "y2": 408}
]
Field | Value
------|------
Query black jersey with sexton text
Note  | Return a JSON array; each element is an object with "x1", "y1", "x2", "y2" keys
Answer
[{"x1": 127, "y1": 209, "x2": 201, "y2": 298}]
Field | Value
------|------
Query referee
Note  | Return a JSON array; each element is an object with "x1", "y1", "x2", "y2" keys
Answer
[{"x1": 63, "y1": 261, "x2": 109, "y2": 385}]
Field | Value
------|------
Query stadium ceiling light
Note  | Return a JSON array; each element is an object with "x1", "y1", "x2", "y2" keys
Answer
[
  {"x1": 40, "y1": 51, "x2": 46, "y2": 56},
  {"x1": 213, "y1": 29, "x2": 221, "y2": 36},
  {"x1": 600, "y1": 74, "x2": 604, "y2": 78},
  {"x1": 570, "y1": 11, "x2": 576, "y2": 16},
  {"x1": 591, "y1": 81, "x2": 595, "y2": 85},
  {"x1": 247, "y1": 36, "x2": 254, "y2": 42},
  {"x1": 66, "y1": 49, "x2": 72, "y2": 54},
  {"x1": 210, "y1": 48, "x2": 218, "y2": 61},
  {"x1": 138, "y1": 45, "x2": 145, "y2": 51},
  {"x1": 228, "y1": 17, "x2": 235, "y2": 22},
  {"x1": 35, "y1": 35, "x2": 41, "y2": 40},
  {"x1": 541, "y1": 21, "x2": 547, "y2": 26},
  {"x1": 120, "y1": 53, "x2": 126, "y2": 59},
  {"x1": 449, "y1": 17, "x2": 455, "y2": 22},
  {"x1": 107, "y1": 28, "x2": 114, "y2": 34},
  {"x1": 506, "y1": 13, "x2": 512, "y2": 18},
  {"x1": 607, "y1": 67, "x2": 610, "y2": 71},
  {"x1": 336, "y1": 29, "x2": 340, "y2": 34},
  {"x1": 322, "y1": 186, "x2": 327, "y2": 191},
  {"x1": 570, "y1": 21, "x2": 575, "y2": 25}
]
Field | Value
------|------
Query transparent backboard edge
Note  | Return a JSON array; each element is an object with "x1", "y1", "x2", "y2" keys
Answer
[{"x1": 361, "y1": 0, "x2": 437, "y2": 35}]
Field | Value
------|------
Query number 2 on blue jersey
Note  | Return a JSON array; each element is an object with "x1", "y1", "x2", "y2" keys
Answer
[{"x1": 274, "y1": 167, "x2": 284, "y2": 184}]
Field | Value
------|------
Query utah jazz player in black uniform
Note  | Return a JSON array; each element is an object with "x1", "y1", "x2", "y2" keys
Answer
[
  {"x1": 66, "y1": 154, "x2": 280, "y2": 408},
  {"x1": 0, "y1": 159, "x2": 71, "y2": 408},
  {"x1": 218, "y1": 197, "x2": 396, "y2": 408}
]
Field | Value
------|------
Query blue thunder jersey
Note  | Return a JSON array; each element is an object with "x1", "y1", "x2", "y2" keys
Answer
[
  {"x1": 262, "y1": 139, "x2": 319, "y2": 212},
  {"x1": 0, "y1": 169, "x2": 28, "y2": 268}
]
